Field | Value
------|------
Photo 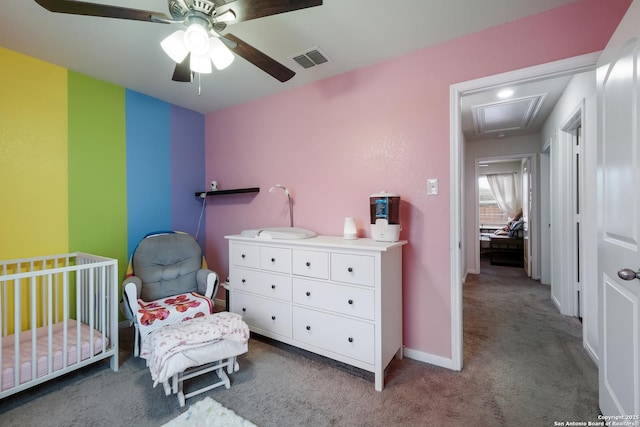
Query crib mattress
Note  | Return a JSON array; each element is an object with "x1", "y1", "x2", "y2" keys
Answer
[{"x1": 1, "y1": 319, "x2": 107, "y2": 391}]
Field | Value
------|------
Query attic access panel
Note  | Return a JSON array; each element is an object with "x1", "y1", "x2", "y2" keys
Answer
[{"x1": 472, "y1": 94, "x2": 547, "y2": 135}]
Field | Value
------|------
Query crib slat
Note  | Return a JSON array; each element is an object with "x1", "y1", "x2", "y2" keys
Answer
[
  {"x1": 99, "y1": 266, "x2": 106, "y2": 353},
  {"x1": 12, "y1": 278, "x2": 20, "y2": 393},
  {"x1": 2, "y1": 263, "x2": 7, "y2": 337},
  {"x1": 30, "y1": 275, "x2": 36, "y2": 386},
  {"x1": 74, "y1": 271, "x2": 79, "y2": 368},
  {"x1": 45, "y1": 273, "x2": 52, "y2": 375},
  {"x1": 62, "y1": 269, "x2": 69, "y2": 368},
  {"x1": 88, "y1": 267, "x2": 95, "y2": 356}
]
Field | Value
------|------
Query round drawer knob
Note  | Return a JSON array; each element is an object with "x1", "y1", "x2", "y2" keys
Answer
[
  {"x1": 306, "y1": 325, "x2": 311, "y2": 331},
  {"x1": 348, "y1": 299, "x2": 353, "y2": 305},
  {"x1": 241, "y1": 254, "x2": 246, "y2": 258},
  {"x1": 271, "y1": 284, "x2": 276, "y2": 289},
  {"x1": 242, "y1": 307, "x2": 246, "y2": 312},
  {"x1": 271, "y1": 316, "x2": 276, "y2": 320},
  {"x1": 348, "y1": 337, "x2": 354, "y2": 343},
  {"x1": 271, "y1": 257, "x2": 275, "y2": 263},
  {"x1": 347, "y1": 267, "x2": 353, "y2": 273},
  {"x1": 241, "y1": 279, "x2": 246, "y2": 283},
  {"x1": 305, "y1": 261, "x2": 311, "y2": 267},
  {"x1": 306, "y1": 291, "x2": 311, "y2": 296}
]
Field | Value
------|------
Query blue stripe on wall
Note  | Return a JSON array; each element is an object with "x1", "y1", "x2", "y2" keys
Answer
[
  {"x1": 125, "y1": 90, "x2": 172, "y2": 257},
  {"x1": 170, "y1": 105, "x2": 207, "y2": 251}
]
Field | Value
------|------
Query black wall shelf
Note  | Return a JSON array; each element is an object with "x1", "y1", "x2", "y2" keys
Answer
[{"x1": 194, "y1": 187, "x2": 260, "y2": 197}]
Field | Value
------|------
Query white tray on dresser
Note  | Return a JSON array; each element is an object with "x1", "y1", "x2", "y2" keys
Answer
[{"x1": 225, "y1": 234, "x2": 407, "y2": 391}]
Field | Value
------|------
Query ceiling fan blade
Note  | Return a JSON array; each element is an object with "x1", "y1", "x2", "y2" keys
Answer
[
  {"x1": 223, "y1": 34, "x2": 295, "y2": 82},
  {"x1": 222, "y1": 0, "x2": 322, "y2": 23},
  {"x1": 34, "y1": 0, "x2": 171, "y2": 22},
  {"x1": 172, "y1": 54, "x2": 193, "y2": 82}
]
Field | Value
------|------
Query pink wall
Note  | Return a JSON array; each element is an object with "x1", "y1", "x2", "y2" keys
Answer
[{"x1": 204, "y1": 0, "x2": 630, "y2": 360}]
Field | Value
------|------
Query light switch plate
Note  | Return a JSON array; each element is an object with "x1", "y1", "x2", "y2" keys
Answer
[{"x1": 427, "y1": 178, "x2": 438, "y2": 195}]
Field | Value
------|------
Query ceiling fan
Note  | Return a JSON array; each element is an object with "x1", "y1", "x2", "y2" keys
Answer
[{"x1": 34, "y1": 0, "x2": 323, "y2": 83}]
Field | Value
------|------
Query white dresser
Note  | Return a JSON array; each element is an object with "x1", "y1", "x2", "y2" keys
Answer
[{"x1": 225, "y1": 234, "x2": 407, "y2": 391}]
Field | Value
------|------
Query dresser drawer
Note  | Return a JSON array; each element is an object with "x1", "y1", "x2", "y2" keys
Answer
[
  {"x1": 230, "y1": 291, "x2": 291, "y2": 338},
  {"x1": 229, "y1": 268, "x2": 291, "y2": 301},
  {"x1": 260, "y1": 246, "x2": 291, "y2": 273},
  {"x1": 292, "y1": 249, "x2": 329, "y2": 279},
  {"x1": 231, "y1": 243, "x2": 260, "y2": 269},
  {"x1": 293, "y1": 307, "x2": 374, "y2": 364},
  {"x1": 330, "y1": 253, "x2": 375, "y2": 286},
  {"x1": 292, "y1": 278, "x2": 374, "y2": 320}
]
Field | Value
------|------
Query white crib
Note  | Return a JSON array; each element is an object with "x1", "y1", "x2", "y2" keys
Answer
[{"x1": 0, "y1": 252, "x2": 119, "y2": 399}]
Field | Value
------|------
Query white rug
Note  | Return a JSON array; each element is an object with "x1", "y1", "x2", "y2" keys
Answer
[{"x1": 162, "y1": 397, "x2": 257, "y2": 427}]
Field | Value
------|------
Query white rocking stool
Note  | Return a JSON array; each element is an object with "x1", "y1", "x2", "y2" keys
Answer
[
  {"x1": 164, "y1": 353, "x2": 241, "y2": 407},
  {"x1": 140, "y1": 312, "x2": 250, "y2": 407}
]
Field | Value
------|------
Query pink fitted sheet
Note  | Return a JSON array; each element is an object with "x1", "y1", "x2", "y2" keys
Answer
[{"x1": 1, "y1": 319, "x2": 107, "y2": 391}]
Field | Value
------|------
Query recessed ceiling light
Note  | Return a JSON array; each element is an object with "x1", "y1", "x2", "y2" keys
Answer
[{"x1": 497, "y1": 89, "x2": 514, "y2": 99}]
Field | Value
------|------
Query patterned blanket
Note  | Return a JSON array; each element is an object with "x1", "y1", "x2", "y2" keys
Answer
[
  {"x1": 135, "y1": 292, "x2": 213, "y2": 350},
  {"x1": 140, "y1": 312, "x2": 249, "y2": 386}
]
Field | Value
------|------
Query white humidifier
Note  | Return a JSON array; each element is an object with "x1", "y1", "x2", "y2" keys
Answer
[{"x1": 369, "y1": 191, "x2": 401, "y2": 242}]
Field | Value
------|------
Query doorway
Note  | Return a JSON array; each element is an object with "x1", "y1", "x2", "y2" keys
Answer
[
  {"x1": 449, "y1": 52, "x2": 600, "y2": 371},
  {"x1": 551, "y1": 107, "x2": 585, "y2": 319},
  {"x1": 474, "y1": 155, "x2": 536, "y2": 277}
]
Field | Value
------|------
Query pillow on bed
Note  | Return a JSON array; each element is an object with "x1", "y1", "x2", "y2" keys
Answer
[{"x1": 507, "y1": 219, "x2": 524, "y2": 237}]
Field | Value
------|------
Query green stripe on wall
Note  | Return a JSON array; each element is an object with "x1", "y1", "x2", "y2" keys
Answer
[{"x1": 67, "y1": 72, "x2": 128, "y2": 280}]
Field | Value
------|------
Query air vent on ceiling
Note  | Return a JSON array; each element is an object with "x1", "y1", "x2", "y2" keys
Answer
[
  {"x1": 472, "y1": 93, "x2": 547, "y2": 135},
  {"x1": 291, "y1": 47, "x2": 329, "y2": 69}
]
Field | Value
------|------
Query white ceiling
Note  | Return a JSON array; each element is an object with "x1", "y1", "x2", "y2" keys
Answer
[
  {"x1": 1, "y1": 0, "x2": 581, "y2": 124},
  {"x1": 461, "y1": 74, "x2": 573, "y2": 141}
]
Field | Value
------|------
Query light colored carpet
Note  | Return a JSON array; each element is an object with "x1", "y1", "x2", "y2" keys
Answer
[
  {"x1": 162, "y1": 397, "x2": 256, "y2": 427},
  {"x1": 0, "y1": 260, "x2": 600, "y2": 426}
]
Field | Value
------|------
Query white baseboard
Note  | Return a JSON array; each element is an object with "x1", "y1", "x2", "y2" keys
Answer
[
  {"x1": 583, "y1": 340, "x2": 599, "y2": 367},
  {"x1": 403, "y1": 346, "x2": 456, "y2": 370}
]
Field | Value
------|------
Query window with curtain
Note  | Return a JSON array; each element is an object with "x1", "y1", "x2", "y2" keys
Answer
[
  {"x1": 486, "y1": 172, "x2": 520, "y2": 219},
  {"x1": 479, "y1": 176, "x2": 510, "y2": 226}
]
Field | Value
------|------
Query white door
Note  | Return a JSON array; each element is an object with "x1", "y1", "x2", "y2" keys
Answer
[{"x1": 598, "y1": 0, "x2": 640, "y2": 417}]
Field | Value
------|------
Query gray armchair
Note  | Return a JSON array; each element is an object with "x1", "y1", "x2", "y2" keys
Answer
[{"x1": 121, "y1": 232, "x2": 219, "y2": 356}]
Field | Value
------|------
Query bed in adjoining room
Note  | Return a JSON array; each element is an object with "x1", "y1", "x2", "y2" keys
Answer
[{"x1": 0, "y1": 252, "x2": 119, "y2": 399}]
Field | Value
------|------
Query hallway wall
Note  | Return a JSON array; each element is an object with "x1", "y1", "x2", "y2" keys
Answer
[{"x1": 540, "y1": 70, "x2": 599, "y2": 363}]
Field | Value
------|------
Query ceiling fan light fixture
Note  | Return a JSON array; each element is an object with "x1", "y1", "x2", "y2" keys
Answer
[
  {"x1": 184, "y1": 22, "x2": 210, "y2": 55},
  {"x1": 161, "y1": 30, "x2": 189, "y2": 63},
  {"x1": 190, "y1": 53, "x2": 213, "y2": 74},
  {"x1": 33, "y1": 0, "x2": 320, "y2": 84},
  {"x1": 208, "y1": 37, "x2": 234, "y2": 70}
]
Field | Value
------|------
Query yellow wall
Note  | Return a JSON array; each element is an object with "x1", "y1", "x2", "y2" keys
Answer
[{"x1": 0, "y1": 48, "x2": 68, "y2": 259}]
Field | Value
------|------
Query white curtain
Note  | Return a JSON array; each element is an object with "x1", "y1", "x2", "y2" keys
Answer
[{"x1": 486, "y1": 173, "x2": 520, "y2": 219}]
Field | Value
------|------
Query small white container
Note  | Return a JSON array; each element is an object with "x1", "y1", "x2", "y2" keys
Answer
[{"x1": 343, "y1": 217, "x2": 357, "y2": 240}]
